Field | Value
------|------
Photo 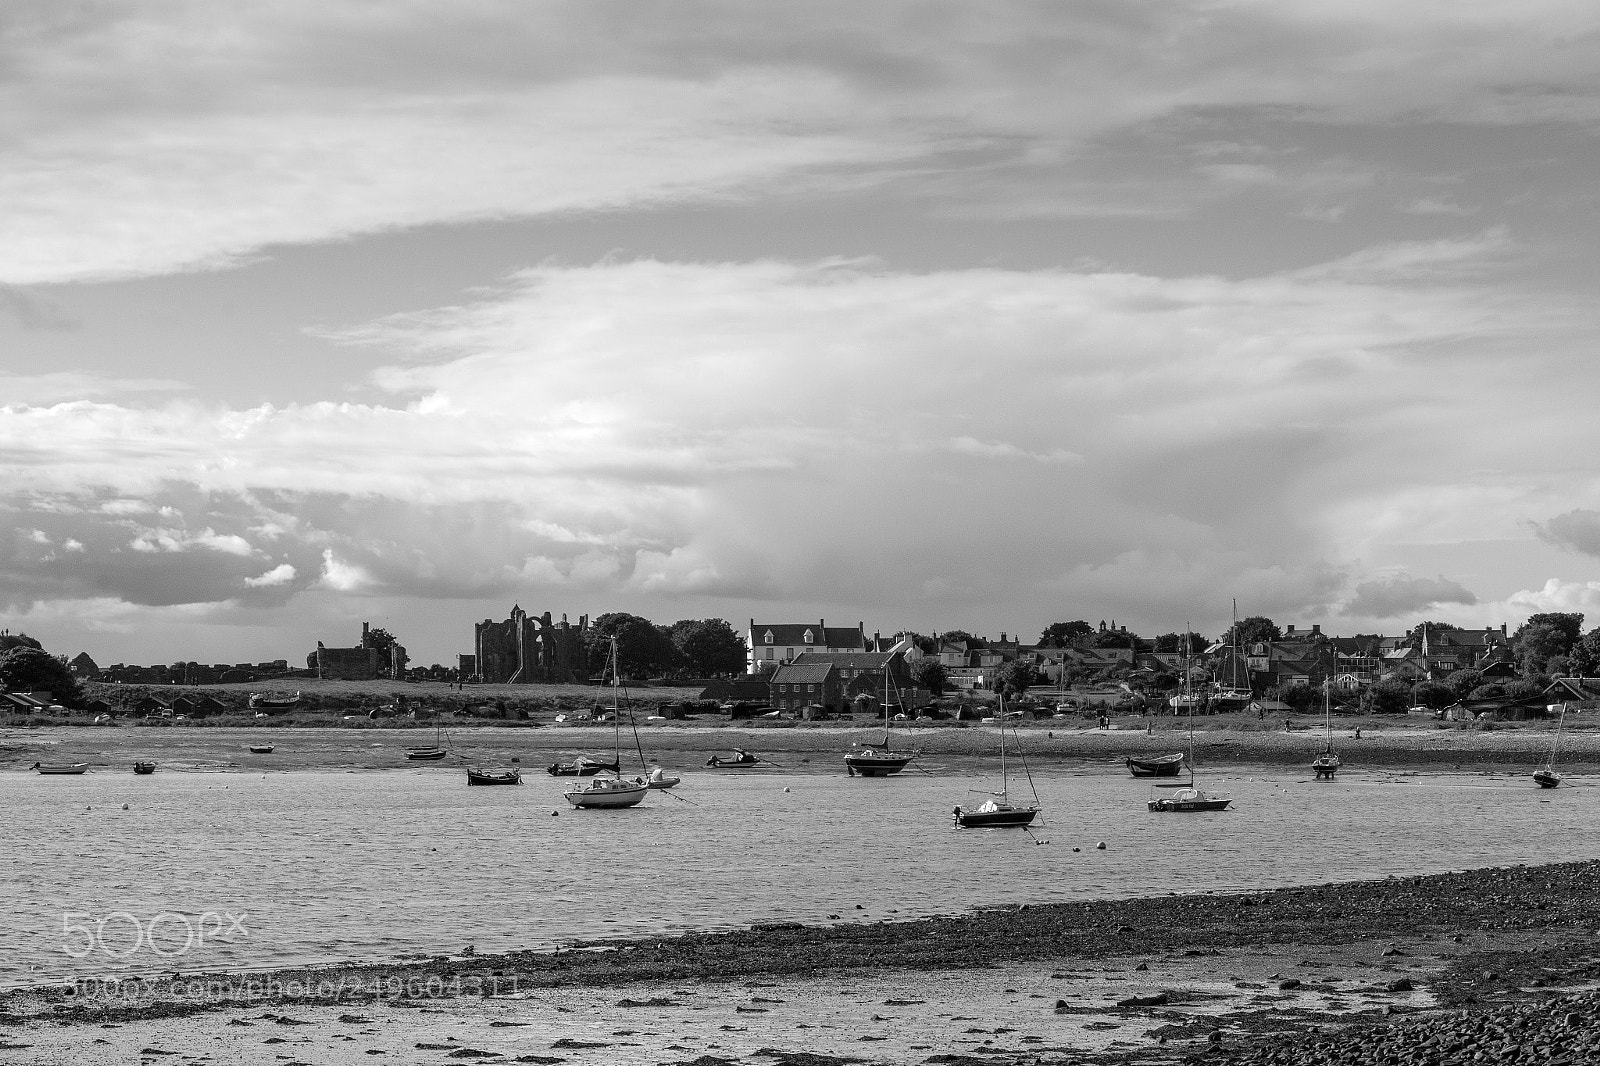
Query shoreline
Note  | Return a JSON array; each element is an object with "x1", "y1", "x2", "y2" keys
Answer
[
  {"x1": 4, "y1": 860, "x2": 1597, "y2": 1064},
  {"x1": 2, "y1": 720, "x2": 1591, "y2": 773}
]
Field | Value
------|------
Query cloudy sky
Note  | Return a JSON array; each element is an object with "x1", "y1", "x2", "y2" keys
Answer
[{"x1": 7, "y1": 1, "x2": 1600, "y2": 667}]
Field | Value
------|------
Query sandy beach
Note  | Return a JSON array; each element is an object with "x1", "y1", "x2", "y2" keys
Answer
[{"x1": 3, "y1": 860, "x2": 1597, "y2": 1064}]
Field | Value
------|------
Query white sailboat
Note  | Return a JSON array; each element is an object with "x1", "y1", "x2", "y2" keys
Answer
[
  {"x1": 1149, "y1": 628, "x2": 1232, "y2": 813},
  {"x1": 1211, "y1": 600, "x2": 1252, "y2": 711},
  {"x1": 1311, "y1": 679, "x2": 1341, "y2": 779},
  {"x1": 564, "y1": 636, "x2": 648, "y2": 809},
  {"x1": 1534, "y1": 702, "x2": 1567, "y2": 789}
]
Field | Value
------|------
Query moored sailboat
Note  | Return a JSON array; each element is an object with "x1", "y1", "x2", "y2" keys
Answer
[
  {"x1": 844, "y1": 661, "x2": 920, "y2": 777},
  {"x1": 564, "y1": 636, "x2": 648, "y2": 810},
  {"x1": 1148, "y1": 625, "x2": 1231, "y2": 813},
  {"x1": 954, "y1": 698, "x2": 1041, "y2": 828},
  {"x1": 405, "y1": 715, "x2": 451, "y2": 761},
  {"x1": 1534, "y1": 703, "x2": 1567, "y2": 788},
  {"x1": 1311, "y1": 679, "x2": 1341, "y2": 779}
]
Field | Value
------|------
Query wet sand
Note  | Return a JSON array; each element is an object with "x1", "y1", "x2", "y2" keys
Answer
[{"x1": 4, "y1": 861, "x2": 1599, "y2": 1064}]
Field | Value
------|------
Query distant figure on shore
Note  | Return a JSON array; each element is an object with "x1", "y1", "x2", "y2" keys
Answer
[
  {"x1": 1354, "y1": 726, "x2": 1362, "y2": 740},
  {"x1": 1284, "y1": 718, "x2": 1292, "y2": 732}
]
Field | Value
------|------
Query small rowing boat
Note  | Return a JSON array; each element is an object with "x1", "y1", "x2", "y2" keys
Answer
[
  {"x1": 132, "y1": 761, "x2": 157, "y2": 775},
  {"x1": 29, "y1": 762, "x2": 89, "y2": 775}
]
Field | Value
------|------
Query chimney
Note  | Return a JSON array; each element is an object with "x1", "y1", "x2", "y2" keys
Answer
[
  {"x1": 1311, "y1": 624, "x2": 1321, "y2": 636},
  {"x1": 1286, "y1": 624, "x2": 1296, "y2": 635}
]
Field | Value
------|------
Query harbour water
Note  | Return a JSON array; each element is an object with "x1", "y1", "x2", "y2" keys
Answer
[{"x1": 3, "y1": 765, "x2": 1592, "y2": 987}]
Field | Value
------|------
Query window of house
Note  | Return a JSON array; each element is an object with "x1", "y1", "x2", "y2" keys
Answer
[
  {"x1": 807, "y1": 683, "x2": 815, "y2": 693},
  {"x1": 803, "y1": 629, "x2": 813, "y2": 644},
  {"x1": 764, "y1": 630, "x2": 774, "y2": 645}
]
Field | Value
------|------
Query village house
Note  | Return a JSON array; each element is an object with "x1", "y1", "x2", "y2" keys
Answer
[
  {"x1": 767, "y1": 661, "x2": 844, "y2": 716},
  {"x1": 746, "y1": 619, "x2": 867, "y2": 673}
]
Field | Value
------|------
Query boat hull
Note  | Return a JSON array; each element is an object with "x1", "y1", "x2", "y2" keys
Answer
[
  {"x1": 547, "y1": 759, "x2": 619, "y2": 777},
  {"x1": 643, "y1": 769, "x2": 680, "y2": 789},
  {"x1": 844, "y1": 752, "x2": 915, "y2": 777},
  {"x1": 1312, "y1": 754, "x2": 1341, "y2": 779},
  {"x1": 1534, "y1": 769, "x2": 1562, "y2": 789},
  {"x1": 466, "y1": 769, "x2": 521, "y2": 786},
  {"x1": 954, "y1": 806, "x2": 1038, "y2": 828},
  {"x1": 30, "y1": 763, "x2": 89, "y2": 775},
  {"x1": 705, "y1": 753, "x2": 763, "y2": 769},
  {"x1": 247, "y1": 746, "x2": 274, "y2": 754},
  {"x1": 1126, "y1": 754, "x2": 1185, "y2": 777},
  {"x1": 405, "y1": 748, "x2": 448, "y2": 761},
  {"x1": 132, "y1": 762, "x2": 156, "y2": 775},
  {"x1": 1148, "y1": 797, "x2": 1231, "y2": 812},
  {"x1": 564, "y1": 779, "x2": 647, "y2": 808}
]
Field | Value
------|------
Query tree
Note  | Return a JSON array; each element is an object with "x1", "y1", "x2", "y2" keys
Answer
[
  {"x1": 1443, "y1": 668, "x2": 1483, "y2": 699},
  {"x1": 586, "y1": 613, "x2": 679, "y2": 679},
  {"x1": 1361, "y1": 678, "x2": 1412, "y2": 715},
  {"x1": 936, "y1": 629, "x2": 978, "y2": 647},
  {"x1": 1518, "y1": 612, "x2": 1584, "y2": 651},
  {"x1": 1038, "y1": 621, "x2": 1094, "y2": 648},
  {"x1": 1152, "y1": 632, "x2": 1206, "y2": 654},
  {"x1": 1228, "y1": 616, "x2": 1281, "y2": 645},
  {"x1": 907, "y1": 656, "x2": 948, "y2": 696},
  {"x1": 1410, "y1": 679, "x2": 1455, "y2": 710},
  {"x1": 0, "y1": 632, "x2": 43, "y2": 653},
  {"x1": 0, "y1": 646, "x2": 82, "y2": 705},
  {"x1": 668, "y1": 618, "x2": 748, "y2": 677},
  {"x1": 1091, "y1": 627, "x2": 1138, "y2": 649},
  {"x1": 1411, "y1": 620, "x2": 1462, "y2": 637},
  {"x1": 991, "y1": 660, "x2": 1038, "y2": 698},
  {"x1": 1516, "y1": 623, "x2": 1570, "y2": 677}
]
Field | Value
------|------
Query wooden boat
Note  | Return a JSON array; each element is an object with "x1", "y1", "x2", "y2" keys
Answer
[
  {"x1": 546, "y1": 754, "x2": 620, "y2": 777},
  {"x1": 1126, "y1": 753, "x2": 1186, "y2": 777},
  {"x1": 705, "y1": 748, "x2": 768, "y2": 768},
  {"x1": 1312, "y1": 680, "x2": 1341, "y2": 779},
  {"x1": 247, "y1": 744, "x2": 275, "y2": 754},
  {"x1": 29, "y1": 762, "x2": 89, "y2": 775},
  {"x1": 844, "y1": 665, "x2": 920, "y2": 777},
  {"x1": 132, "y1": 761, "x2": 157, "y2": 775},
  {"x1": 563, "y1": 636, "x2": 648, "y2": 810},
  {"x1": 954, "y1": 703, "x2": 1041, "y2": 829},
  {"x1": 1534, "y1": 703, "x2": 1567, "y2": 788},
  {"x1": 466, "y1": 767, "x2": 521, "y2": 786}
]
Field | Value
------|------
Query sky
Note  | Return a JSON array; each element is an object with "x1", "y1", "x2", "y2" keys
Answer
[{"x1": 7, "y1": 1, "x2": 1600, "y2": 668}]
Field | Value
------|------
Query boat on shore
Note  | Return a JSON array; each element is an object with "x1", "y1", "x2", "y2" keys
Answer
[
  {"x1": 1148, "y1": 624, "x2": 1231, "y2": 813},
  {"x1": 546, "y1": 754, "x2": 620, "y2": 777},
  {"x1": 247, "y1": 744, "x2": 275, "y2": 754},
  {"x1": 248, "y1": 691, "x2": 301, "y2": 710},
  {"x1": 705, "y1": 748, "x2": 770, "y2": 769},
  {"x1": 466, "y1": 767, "x2": 521, "y2": 786},
  {"x1": 1126, "y1": 753, "x2": 1186, "y2": 777},
  {"x1": 29, "y1": 762, "x2": 89, "y2": 775},
  {"x1": 132, "y1": 761, "x2": 156, "y2": 775},
  {"x1": 405, "y1": 717, "x2": 451, "y2": 762},
  {"x1": 642, "y1": 766, "x2": 681, "y2": 789}
]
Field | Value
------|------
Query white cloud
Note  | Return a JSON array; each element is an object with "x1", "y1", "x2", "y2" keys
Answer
[
  {"x1": 317, "y1": 549, "x2": 372, "y2": 593},
  {"x1": 244, "y1": 563, "x2": 297, "y2": 588}
]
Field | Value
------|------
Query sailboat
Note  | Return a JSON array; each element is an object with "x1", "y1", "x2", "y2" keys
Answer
[
  {"x1": 1133, "y1": 633, "x2": 1189, "y2": 777},
  {"x1": 844, "y1": 660, "x2": 920, "y2": 777},
  {"x1": 1210, "y1": 601, "x2": 1252, "y2": 712},
  {"x1": 405, "y1": 714, "x2": 451, "y2": 761},
  {"x1": 1148, "y1": 626, "x2": 1231, "y2": 812},
  {"x1": 1311, "y1": 679, "x2": 1341, "y2": 779},
  {"x1": 1534, "y1": 702, "x2": 1567, "y2": 788},
  {"x1": 953, "y1": 697, "x2": 1041, "y2": 828},
  {"x1": 563, "y1": 636, "x2": 648, "y2": 809}
]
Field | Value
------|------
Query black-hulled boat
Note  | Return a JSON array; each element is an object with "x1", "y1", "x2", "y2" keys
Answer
[
  {"x1": 133, "y1": 761, "x2": 157, "y2": 775},
  {"x1": 954, "y1": 698, "x2": 1041, "y2": 829},
  {"x1": 705, "y1": 748, "x2": 767, "y2": 769},
  {"x1": 547, "y1": 754, "x2": 620, "y2": 776},
  {"x1": 467, "y1": 767, "x2": 521, "y2": 786}
]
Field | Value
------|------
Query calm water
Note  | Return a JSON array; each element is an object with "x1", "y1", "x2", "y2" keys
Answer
[{"x1": 3, "y1": 765, "x2": 1593, "y2": 987}]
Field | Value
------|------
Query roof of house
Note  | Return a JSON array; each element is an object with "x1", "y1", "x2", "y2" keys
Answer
[
  {"x1": 789, "y1": 651, "x2": 896, "y2": 670},
  {"x1": 770, "y1": 663, "x2": 840, "y2": 685},
  {"x1": 750, "y1": 623, "x2": 864, "y2": 649}
]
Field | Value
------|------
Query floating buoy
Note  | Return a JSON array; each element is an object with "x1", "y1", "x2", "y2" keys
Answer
[
  {"x1": 1072, "y1": 847, "x2": 1080, "y2": 853},
  {"x1": 122, "y1": 804, "x2": 129, "y2": 811},
  {"x1": 783, "y1": 786, "x2": 791, "y2": 793},
  {"x1": 1096, "y1": 841, "x2": 1107, "y2": 850},
  {"x1": 551, "y1": 810, "x2": 559, "y2": 817}
]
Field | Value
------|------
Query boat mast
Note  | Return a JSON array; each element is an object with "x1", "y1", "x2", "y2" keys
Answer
[{"x1": 609, "y1": 635, "x2": 626, "y2": 777}]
